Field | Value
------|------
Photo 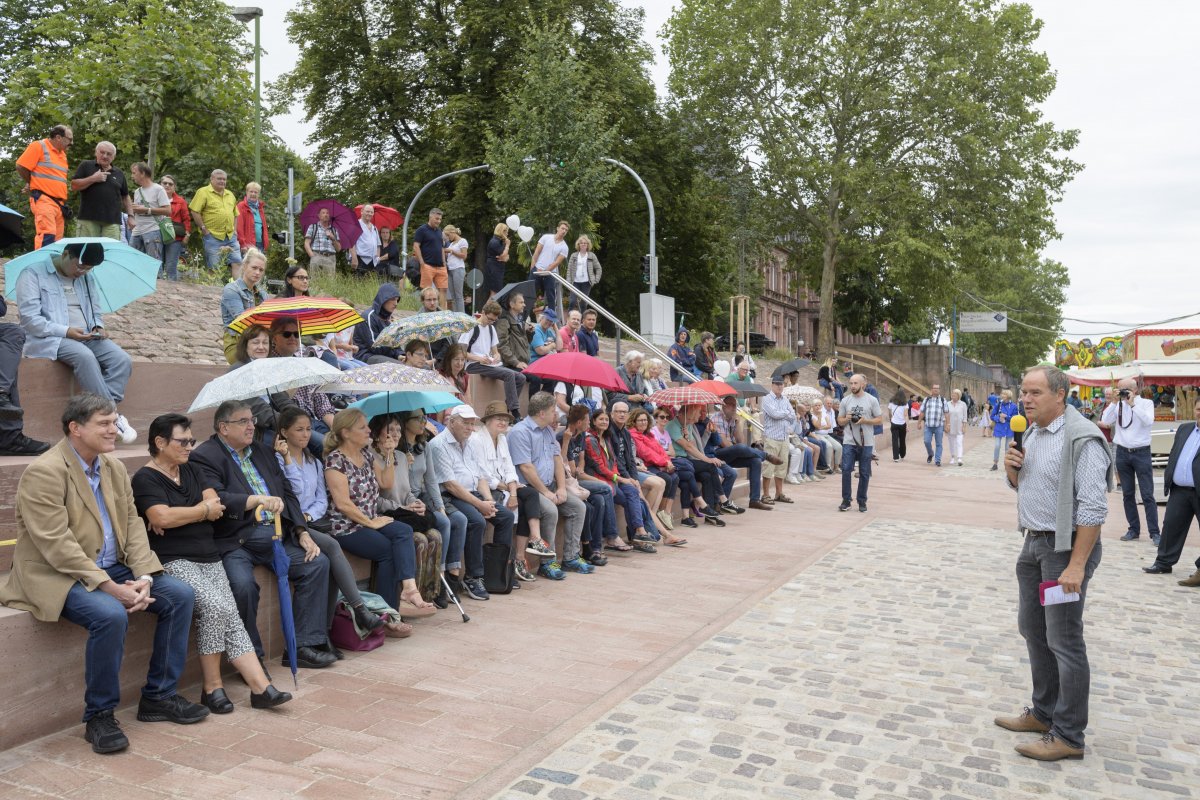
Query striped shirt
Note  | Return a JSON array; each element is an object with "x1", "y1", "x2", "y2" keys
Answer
[
  {"x1": 1010, "y1": 413, "x2": 1108, "y2": 531},
  {"x1": 760, "y1": 393, "x2": 796, "y2": 441}
]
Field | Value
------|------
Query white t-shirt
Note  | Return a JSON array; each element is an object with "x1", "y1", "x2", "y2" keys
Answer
[
  {"x1": 888, "y1": 402, "x2": 908, "y2": 426},
  {"x1": 132, "y1": 183, "x2": 169, "y2": 236},
  {"x1": 446, "y1": 238, "x2": 468, "y2": 271},
  {"x1": 571, "y1": 252, "x2": 589, "y2": 282},
  {"x1": 533, "y1": 234, "x2": 569, "y2": 273},
  {"x1": 458, "y1": 324, "x2": 497, "y2": 359}
]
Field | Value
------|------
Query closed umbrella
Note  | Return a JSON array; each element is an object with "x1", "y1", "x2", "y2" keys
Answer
[
  {"x1": 227, "y1": 296, "x2": 363, "y2": 337},
  {"x1": 188, "y1": 357, "x2": 342, "y2": 413},
  {"x1": 349, "y1": 390, "x2": 460, "y2": 419},
  {"x1": 0, "y1": 203, "x2": 25, "y2": 248},
  {"x1": 257, "y1": 507, "x2": 298, "y2": 688},
  {"x1": 373, "y1": 311, "x2": 477, "y2": 350},
  {"x1": 4, "y1": 238, "x2": 159, "y2": 313},
  {"x1": 523, "y1": 352, "x2": 629, "y2": 393},
  {"x1": 299, "y1": 199, "x2": 360, "y2": 251},
  {"x1": 355, "y1": 204, "x2": 402, "y2": 231},
  {"x1": 319, "y1": 363, "x2": 455, "y2": 395},
  {"x1": 647, "y1": 386, "x2": 722, "y2": 408}
]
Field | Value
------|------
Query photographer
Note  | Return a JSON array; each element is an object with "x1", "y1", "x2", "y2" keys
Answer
[
  {"x1": 1099, "y1": 378, "x2": 1160, "y2": 543},
  {"x1": 837, "y1": 374, "x2": 883, "y2": 512}
]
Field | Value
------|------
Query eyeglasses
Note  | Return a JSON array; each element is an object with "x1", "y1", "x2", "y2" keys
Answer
[
  {"x1": 292, "y1": 274, "x2": 310, "y2": 281},
  {"x1": 654, "y1": 414, "x2": 670, "y2": 420},
  {"x1": 171, "y1": 437, "x2": 197, "y2": 447},
  {"x1": 278, "y1": 331, "x2": 300, "y2": 339},
  {"x1": 223, "y1": 416, "x2": 257, "y2": 427}
]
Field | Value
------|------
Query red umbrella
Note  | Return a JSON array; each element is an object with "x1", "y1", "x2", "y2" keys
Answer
[
  {"x1": 356, "y1": 204, "x2": 403, "y2": 231},
  {"x1": 691, "y1": 379, "x2": 739, "y2": 398},
  {"x1": 647, "y1": 386, "x2": 723, "y2": 407},
  {"x1": 523, "y1": 352, "x2": 629, "y2": 393}
]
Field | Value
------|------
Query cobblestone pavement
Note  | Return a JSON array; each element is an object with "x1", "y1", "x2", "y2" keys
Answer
[{"x1": 494, "y1": 516, "x2": 1200, "y2": 800}]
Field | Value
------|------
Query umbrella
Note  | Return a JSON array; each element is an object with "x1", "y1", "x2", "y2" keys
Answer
[
  {"x1": 691, "y1": 379, "x2": 739, "y2": 398},
  {"x1": 319, "y1": 362, "x2": 455, "y2": 395},
  {"x1": 772, "y1": 357, "x2": 812, "y2": 377},
  {"x1": 493, "y1": 280, "x2": 536, "y2": 317},
  {"x1": 523, "y1": 352, "x2": 629, "y2": 393},
  {"x1": 257, "y1": 507, "x2": 298, "y2": 688},
  {"x1": 726, "y1": 379, "x2": 768, "y2": 398},
  {"x1": 188, "y1": 357, "x2": 342, "y2": 413},
  {"x1": 647, "y1": 386, "x2": 723, "y2": 407},
  {"x1": 227, "y1": 296, "x2": 364, "y2": 337},
  {"x1": 3, "y1": 238, "x2": 159, "y2": 313},
  {"x1": 349, "y1": 390, "x2": 460, "y2": 419},
  {"x1": 355, "y1": 203, "x2": 402, "y2": 231},
  {"x1": 298, "y1": 199, "x2": 360, "y2": 251},
  {"x1": 374, "y1": 311, "x2": 477, "y2": 350},
  {"x1": 0, "y1": 203, "x2": 24, "y2": 248},
  {"x1": 782, "y1": 384, "x2": 825, "y2": 405}
]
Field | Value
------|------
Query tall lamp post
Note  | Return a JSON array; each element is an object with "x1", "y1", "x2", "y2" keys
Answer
[{"x1": 231, "y1": 6, "x2": 263, "y2": 185}]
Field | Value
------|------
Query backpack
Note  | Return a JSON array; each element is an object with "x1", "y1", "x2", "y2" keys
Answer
[{"x1": 404, "y1": 255, "x2": 421, "y2": 288}]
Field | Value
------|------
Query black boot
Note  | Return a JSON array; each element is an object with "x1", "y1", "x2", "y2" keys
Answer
[
  {"x1": 0, "y1": 392, "x2": 22, "y2": 421},
  {"x1": 351, "y1": 602, "x2": 385, "y2": 633}
]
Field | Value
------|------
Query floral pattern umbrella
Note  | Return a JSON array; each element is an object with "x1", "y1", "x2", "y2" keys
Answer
[
  {"x1": 782, "y1": 384, "x2": 825, "y2": 405},
  {"x1": 647, "y1": 386, "x2": 723, "y2": 407},
  {"x1": 373, "y1": 311, "x2": 478, "y2": 349},
  {"x1": 227, "y1": 296, "x2": 363, "y2": 337},
  {"x1": 318, "y1": 363, "x2": 455, "y2": 395}
]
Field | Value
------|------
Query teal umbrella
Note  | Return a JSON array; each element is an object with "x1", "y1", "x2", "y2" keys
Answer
[
  {"x1": 3, "y1": 238, "x2": 160, "y2": 313},
  {"x1": 349, "y1": 390, "x2": 460, "y2": 419}
]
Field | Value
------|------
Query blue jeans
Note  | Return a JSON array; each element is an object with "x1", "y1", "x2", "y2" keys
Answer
[
  {"x1": 671, "y1": 458, "x2": 701, "y2": 507},
  {"x1": 337, "y1": 521, "x2": 416, "y2": 609},
  {"x1": 161, "y1": 238, "x2": 184, "y2": 280},
  {"x1": 841, "y1": 443, "x2": 873, "y2": 504},
  {"x1": 529, "y1": 270, "x2": 558, "y2": 317},
  {"x1": 712, "y1": 444, "x2": 763, "y2": 501},
  {"x1": 579, "y1": 479, "x2": 617, "y2": 541},
  {"x1": 1016, "y1": 534, "x2": 1102, "y2": 748},
  {"x1": 612, "y1": 481, "x2": 645, "y2": 532},
  {"x1": 993, "y1": 435, "x2": 1013, "y2": 463},
  {"x1": 448, "y1": 492, "x2": 514, "y2": 579},
  {"x1": 432, "y1": 508, "x2": 467, "y2": 571},
  {"x1": 221, "y1": 523, "x2": 331, "y2": 655},
  {"x1": 202, "y1": 232, "x2": 243, "y2": 269},
  {"x1": 1115, "y1": 446, "x2": 1159, "y2": 536},
  {"x1": 55, "y1": 336, "x2": 133, "y2": 404},
  {"x1": 923, "y1": 424, "x2": 944, "y2": 463},
  {"x1": 59, "y1": 564, "x2": 195, "y2": 721}
]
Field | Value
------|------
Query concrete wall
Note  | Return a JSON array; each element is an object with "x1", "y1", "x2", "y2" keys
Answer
[{"x1": 843, "y1": 344, "x2": 1014, "y2": 405}]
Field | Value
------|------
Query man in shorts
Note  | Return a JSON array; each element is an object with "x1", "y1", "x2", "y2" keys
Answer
[{"x1": 413, "y1": 208, "x2": 447, "y2": 309}]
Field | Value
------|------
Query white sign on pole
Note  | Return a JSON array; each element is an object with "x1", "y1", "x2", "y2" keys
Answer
[{"x1": 959, "y1": 311, "x2": 1008, "y2": 332}]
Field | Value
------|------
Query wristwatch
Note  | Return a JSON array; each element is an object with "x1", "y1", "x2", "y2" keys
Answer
[{"x1": 137, "y1": 574, "x2": 154, "y2": 587}]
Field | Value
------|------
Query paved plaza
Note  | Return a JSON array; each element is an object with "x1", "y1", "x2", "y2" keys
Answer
[{"x1": 1, "y1": 437, "x2": 1198, "y2": 798}]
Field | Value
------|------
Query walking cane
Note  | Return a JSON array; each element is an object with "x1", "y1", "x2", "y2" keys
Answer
[{"x1": 440, "y1": 571, "x2": 470, "y2": 623}]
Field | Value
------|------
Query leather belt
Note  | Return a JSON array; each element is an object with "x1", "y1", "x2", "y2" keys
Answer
[
  {"x1": 1021, "y1": 528, "x2": 1055, "y2": 538},
  {"x1": 1117, "y1": 445, "x2": 1150, "y2": 453}
]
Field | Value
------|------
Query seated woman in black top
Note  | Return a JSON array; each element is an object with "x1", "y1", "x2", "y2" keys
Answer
[{"x1": 131, "y1": 413, "x2": 292, "y2": 715}]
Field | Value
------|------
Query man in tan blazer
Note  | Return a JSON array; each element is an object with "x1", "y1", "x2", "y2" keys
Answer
[{"x1": 0, "y1": 394, "x2": 208, "y2": 754}]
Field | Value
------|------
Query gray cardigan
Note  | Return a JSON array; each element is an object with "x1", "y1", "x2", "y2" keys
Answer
[{"x1": 1054, "y1": 404, "x2": 1113, "y2": 552}]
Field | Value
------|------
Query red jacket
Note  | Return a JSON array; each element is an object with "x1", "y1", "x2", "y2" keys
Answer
[
  {"x1": 236, "y1": 198, "x2": 269, "y2": 252},
  {"x1": 629, "y1": 428, "x2": 670, "y2": 469},
  {"x1": 583, "y1": 431, "x2": 619, "y2": 482}
]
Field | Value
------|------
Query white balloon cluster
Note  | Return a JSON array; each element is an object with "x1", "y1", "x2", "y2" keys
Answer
[{"x1": 505, "y1": 214, "x2": 535, "y2": 243}]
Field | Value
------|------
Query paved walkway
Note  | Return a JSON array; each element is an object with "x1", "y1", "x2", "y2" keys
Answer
[{"x1": 2, "y1": 436, "x2": 1196, "y2": 799}]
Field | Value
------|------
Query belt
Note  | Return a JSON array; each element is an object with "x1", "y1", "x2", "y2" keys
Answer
[
  {"x1": 1116, "y1": 445, "x2": 1150, "y2": 453},
  {"x1": 315, "y1": 250, "x2": 335, "y2": 256},
  {"x1": 1021, "y1": 528, "x2": 1076, "y2": 538}
]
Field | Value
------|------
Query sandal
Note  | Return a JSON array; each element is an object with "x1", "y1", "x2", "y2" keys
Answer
[
  {"x1": 663, "y1": 535, "x2": 688, "y2": 547},
  {"x1": 604, "y1": 539, "x2": 633, "y2": 552},
  {"x1": 631, "y1": 540, "x2": 657, "y2": 553},
  {"x1": 773, "y1": 494, "x2": 794, "y2": 504}
]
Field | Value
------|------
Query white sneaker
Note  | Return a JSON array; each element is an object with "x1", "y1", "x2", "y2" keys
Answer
[
  {"x1": 115, "y1": 413, "x2": 137, "y2": 444},
  {"x1": 785, "y1": 476, "x2": 803, "y2": 485}
]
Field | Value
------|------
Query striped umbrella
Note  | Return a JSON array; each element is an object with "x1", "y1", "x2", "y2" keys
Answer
[
  {"x1": 227, "y1": 296, "x2": 363, "y2": 337},
  {"x1": 647, "y1": 386, "x2": 723, "y2": 407}
]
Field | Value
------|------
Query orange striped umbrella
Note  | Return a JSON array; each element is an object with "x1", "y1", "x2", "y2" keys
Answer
[{"x1": 228, "y1": 296, "x2": 364, "y2": 336}]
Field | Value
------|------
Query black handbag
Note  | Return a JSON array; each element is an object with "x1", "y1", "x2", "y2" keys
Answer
[
  {"x1": 482, "y1": 541, "x2": 515, "y2": 595},
  {"x1": 305, "y1": 515, "x2": 332, "y2": 534}
]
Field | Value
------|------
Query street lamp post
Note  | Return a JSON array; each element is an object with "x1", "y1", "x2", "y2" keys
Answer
[{"x1": 231, "y1": 7, "x2": 263, "y2": 185}]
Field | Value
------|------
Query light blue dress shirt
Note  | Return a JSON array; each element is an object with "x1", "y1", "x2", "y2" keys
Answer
[
  {"x1": 72, "y1": 446, "x2": 118, "y2": 569},
  {"x1": 1173, "y1": 427, "x2": 1200, "y2": 488}
]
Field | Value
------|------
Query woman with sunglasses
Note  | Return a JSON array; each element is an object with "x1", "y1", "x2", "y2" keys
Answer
[
  {"x1": 650, "y1": 407, "x2": 716, "y2": 527},
  {"x1": 131, "y1": 414, "x2": 292, "y2": 714}
]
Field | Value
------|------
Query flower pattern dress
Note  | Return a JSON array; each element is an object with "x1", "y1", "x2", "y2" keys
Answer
[{"x1": 325, "y1": 447, "x2": 378, "y2": 536}]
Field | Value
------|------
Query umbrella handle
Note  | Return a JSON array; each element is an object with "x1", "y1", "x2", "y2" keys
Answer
[{"x1": 254, "y1": 504, "x2": 284, "y2": 541}]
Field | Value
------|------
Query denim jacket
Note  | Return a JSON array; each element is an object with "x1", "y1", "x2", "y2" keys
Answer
[
  {"x1": 15, "y1": 255, "x2": 104, "y2": 359},
  {"x1": 220, "y1": 278, "x2": 270, "y2": 329}
]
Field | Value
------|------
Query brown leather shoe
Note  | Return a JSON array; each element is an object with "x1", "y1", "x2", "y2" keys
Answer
[
  {"x1": 994, "y1": 708, "x2": 1050, "y2": 733},
  {"x1": 1015, "y1": 732, "x2": 1084, "y2": 761},
  {"x1": 1179, "y1": 571, "x2": 1200, "y2": 587},
  {"x1": 748, "y1": 499, "x2": 773, "y2": 511}
]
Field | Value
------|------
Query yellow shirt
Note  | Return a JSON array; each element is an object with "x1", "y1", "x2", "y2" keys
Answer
[{"x1": 188, "y1": 185, "x2": 238, "y2": 238}]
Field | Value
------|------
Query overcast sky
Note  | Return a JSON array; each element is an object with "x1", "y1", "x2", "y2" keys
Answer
[{"x1": 254, "y1": 0, "x2": 1199, "y2": 342}]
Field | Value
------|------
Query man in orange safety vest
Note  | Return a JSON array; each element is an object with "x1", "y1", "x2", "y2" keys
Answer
[{"x1": 15, "y1": 124, "x2": 73, "y2": 249}]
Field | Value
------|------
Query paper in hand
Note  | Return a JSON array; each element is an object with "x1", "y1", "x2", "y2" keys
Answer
[{"x1": 1039, "y1": 580, "x2": 1080, "y2": 606}]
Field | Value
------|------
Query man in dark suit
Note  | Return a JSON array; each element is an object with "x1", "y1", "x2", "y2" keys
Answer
[
  {"x1": 1144, "y1": 397, "x2": 1200, "y2": 585},
  {"x1": 190, "y1": 399, "x2": 336, "y2": 668}
]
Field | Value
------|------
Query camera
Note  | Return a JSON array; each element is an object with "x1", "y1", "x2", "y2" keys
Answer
[
  {"x1": 850, "y1": 410, "x2": 862, "y2": 424},
  {"x1": 1118, "y1": 389, "x2": 1130, "y2": 399}
]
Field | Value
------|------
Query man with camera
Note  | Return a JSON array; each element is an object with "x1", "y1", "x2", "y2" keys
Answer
[
  {"x1": 1099, "y1": 378, "x2": 1159, "y2": 544},
  {"x1": 838, "y1": 374, "x2": 883, "y2": 512}
]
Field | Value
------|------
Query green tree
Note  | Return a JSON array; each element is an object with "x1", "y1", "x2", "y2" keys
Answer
[{"x1": 665, "y1": 0, "x2": 1080, "y2": 357}]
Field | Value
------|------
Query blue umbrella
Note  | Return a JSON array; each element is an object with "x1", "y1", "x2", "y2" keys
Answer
[
  {"x1": 349, "y1": 390, "x2": 461, "y2": 419},
  {"x1": 257, "y1": 507, "x2": 298, "y2": 688},
  {"x1": 3, "y1": 237, "x2": 160, "y2": 313}
]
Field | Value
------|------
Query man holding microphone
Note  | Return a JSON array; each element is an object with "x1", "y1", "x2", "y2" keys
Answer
[
  {"x1": 1100, "y1": 378, "x2": 1160, "y2": 544},
  {"x1": 997, "y1": 365, "x2": 1110, "y2": 761}
]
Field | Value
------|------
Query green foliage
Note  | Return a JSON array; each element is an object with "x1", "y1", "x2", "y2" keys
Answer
[{"x1": 665, "y1": 0, "x2": 1081, "y2": 356}]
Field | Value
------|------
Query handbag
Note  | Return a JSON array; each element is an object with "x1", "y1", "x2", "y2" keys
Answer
[
  {"x1": 305, "y1": 515, "x2": 332, "y2": 534},
  {"x1": 329, "y1": 601, "x2": 386, "y2": 651},
  {"x1": 138, "y1": 188, "x2": 176, "y2": 242},
  {"x1": 482, "y1": 541, "x2": 515, "y2": 595},
  {"x1": 564, "y1": 473, "x2": 590, "y2": 500}
]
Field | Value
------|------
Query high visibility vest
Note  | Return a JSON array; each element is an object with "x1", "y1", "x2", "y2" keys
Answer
[{"x1": 29, "y1": 139, "x2": 69, "y2": 200}]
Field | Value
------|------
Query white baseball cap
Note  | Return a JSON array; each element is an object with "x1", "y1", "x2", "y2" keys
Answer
[{"x1": 449, "y1": 404, "x2": 479, "y2": 420}]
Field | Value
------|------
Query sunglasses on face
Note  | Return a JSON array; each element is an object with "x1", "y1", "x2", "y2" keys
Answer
[
  {"x1": 278, "y1": 331, "x2": 300, "y2": 339},
  {"x1": 171, "y1": 437, "x2": 197, "y2": 447},
  {"x1": 655, "y1": 414, "x2": 670, "y2": 420}
]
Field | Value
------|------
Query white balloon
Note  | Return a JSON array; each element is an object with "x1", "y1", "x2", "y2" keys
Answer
[
  {"x1": 518, "y1": 225, "x2": 534, "y2": 243},
  {"x1": 714, "y1": 359, "x2": 732, "y2": 378},
  {"x1": 506, "y1": 214, "x2": 520, "y2": 230}
]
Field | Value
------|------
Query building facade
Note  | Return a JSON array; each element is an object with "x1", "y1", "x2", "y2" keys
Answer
[{"x1": 756, "y1": 245, "x2": 867, "y2": 355}]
